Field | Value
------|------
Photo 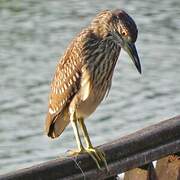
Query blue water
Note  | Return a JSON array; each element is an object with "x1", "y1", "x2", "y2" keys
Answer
[{"x1": 0, "y1": 0, "x2": 180, "y2": 174}]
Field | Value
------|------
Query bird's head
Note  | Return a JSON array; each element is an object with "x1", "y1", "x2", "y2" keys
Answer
[
  {"x1": 91, "y1": 9, "x2": 141, "y2": 74},
  {"x1": 111, "y1": 9, "x2": 141, "y2": 74}
]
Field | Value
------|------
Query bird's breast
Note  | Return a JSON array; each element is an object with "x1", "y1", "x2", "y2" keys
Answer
[
  {"x1": 76, "y1": 42, "x2": 120, "y2": 119},
  {"x1": 76, "y1": 89, "x2": 105, "y2": 119}
]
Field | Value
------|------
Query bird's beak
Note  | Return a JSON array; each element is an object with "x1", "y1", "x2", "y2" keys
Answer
[{"x1": 121, "y1": 40, "x2": 142, "y2": 74}]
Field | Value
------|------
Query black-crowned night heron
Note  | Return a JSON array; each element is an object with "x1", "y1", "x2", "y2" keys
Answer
[{"x1": 45, "y1": 9, "x2": 141, "y2": 169}]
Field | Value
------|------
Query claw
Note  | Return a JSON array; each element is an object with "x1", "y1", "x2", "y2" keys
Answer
[
  {"x1": 67, "y1": 147, "x2": 108, "y2": 170},
  {"x1": 85, "y1": 147, "x2": 108, "y2": 170}
]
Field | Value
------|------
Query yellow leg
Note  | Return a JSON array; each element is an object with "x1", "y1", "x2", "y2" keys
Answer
[
  {"x1": 68, "y1": 115, "x2": 85, "y2": 156},
  {"x1": 78, "y1": 118, "x2": 108, "y2": 170}
]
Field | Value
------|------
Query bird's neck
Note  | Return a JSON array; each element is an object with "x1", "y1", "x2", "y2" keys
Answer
[
  {"x1": 90, "y1": 11, "x2": 113, "y2": 39},
  {"x1": 90, "y1": 24, "x2": 109, "y2": 39}
]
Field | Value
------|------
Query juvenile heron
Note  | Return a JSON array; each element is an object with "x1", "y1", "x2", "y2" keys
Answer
[{"x1": 45, "y1": 9, "x2": 141, "y2": 169}]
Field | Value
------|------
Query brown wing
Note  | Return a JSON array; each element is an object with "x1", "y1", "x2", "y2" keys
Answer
[{"x1": 44, "y1": 31, "x2": 89, "y2": 138}]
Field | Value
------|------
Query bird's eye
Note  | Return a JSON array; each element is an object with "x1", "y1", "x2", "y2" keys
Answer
[{"x1": 122, "y1": 30, "x2": 127, "y2": 36}]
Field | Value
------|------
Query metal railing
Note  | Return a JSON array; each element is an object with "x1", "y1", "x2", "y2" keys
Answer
[{"x1": 0, "y1": 115, "x2": 180, "y2": 180}]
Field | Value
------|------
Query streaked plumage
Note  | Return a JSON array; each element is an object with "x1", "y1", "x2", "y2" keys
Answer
[{"x1": 45, "y1": 9, "x2": 141, "y2": 169}]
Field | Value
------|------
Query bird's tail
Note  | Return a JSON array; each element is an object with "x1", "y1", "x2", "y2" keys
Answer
[{"x1": 44, "y1": 108, "x2": 69, "y2": 138}]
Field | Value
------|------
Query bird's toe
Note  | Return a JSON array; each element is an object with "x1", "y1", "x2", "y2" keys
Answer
[
  {"x1": 67, "y1": 148, "x2": 86, "y2": 156},
  {"x1": 85, "y1": 147, "x2": 108, "y2": 170}
]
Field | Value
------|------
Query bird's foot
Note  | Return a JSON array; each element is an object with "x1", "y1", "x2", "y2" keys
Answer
[
  {"x1": 67, "y1": 147, "x2": 108, "y2": 170},
  {"x1": 67, "y1": 148, "x2": 86, "y2": 156},
  {"x1": 85, "y1": 146, "x2": 108, "y2": 170}
]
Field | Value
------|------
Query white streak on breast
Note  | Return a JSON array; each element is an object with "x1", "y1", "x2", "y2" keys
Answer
[{"x1": 80, "y1": 67, "x2": 91, "y2": 101}]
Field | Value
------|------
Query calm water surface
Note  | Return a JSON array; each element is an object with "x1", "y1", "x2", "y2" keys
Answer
[{"x1": 0, "y1": 0, "x2": 180, "y2": 174}]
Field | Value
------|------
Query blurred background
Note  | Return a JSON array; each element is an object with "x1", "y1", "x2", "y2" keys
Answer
[{"x1": 0, "y1": 0, "x2": 180, "y2": 174}]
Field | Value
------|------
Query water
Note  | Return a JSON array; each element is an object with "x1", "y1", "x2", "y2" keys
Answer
[{"x1": 0, "y1": 0, "x2": 180, "y2": 174}]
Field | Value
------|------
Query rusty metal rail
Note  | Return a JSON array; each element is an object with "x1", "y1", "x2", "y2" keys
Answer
[{"x1": 0, "y1": 115, "x2": 180, "y2": 180}]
